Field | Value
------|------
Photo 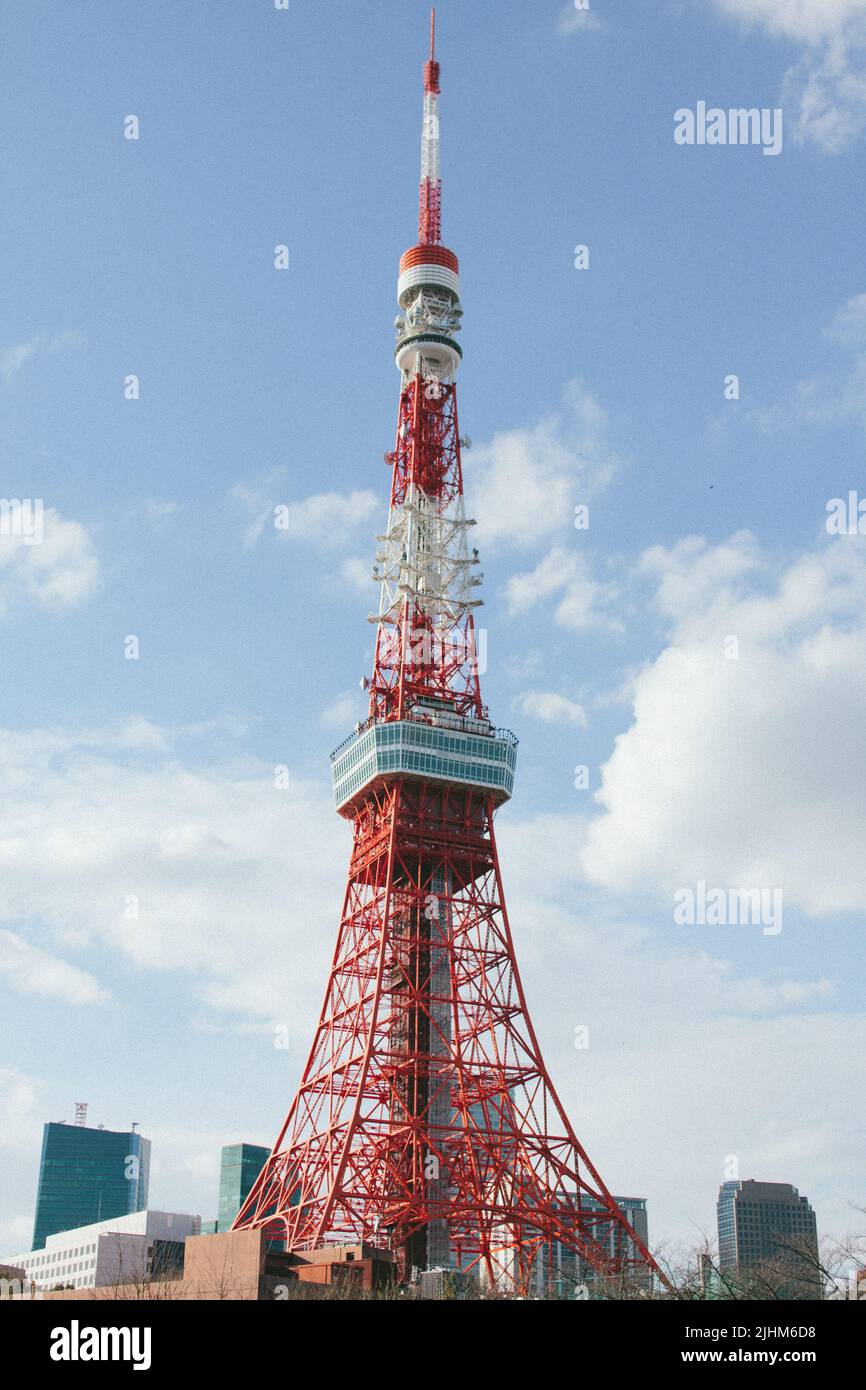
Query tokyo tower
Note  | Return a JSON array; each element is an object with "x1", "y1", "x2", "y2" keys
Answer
[{"x1": 234, "y1": 11, "x2": 664, "y2": 1296}]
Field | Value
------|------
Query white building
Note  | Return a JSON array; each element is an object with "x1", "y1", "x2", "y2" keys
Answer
[{"x1": 1, "y1": 1209, "x2": 200, "y2": 1295}]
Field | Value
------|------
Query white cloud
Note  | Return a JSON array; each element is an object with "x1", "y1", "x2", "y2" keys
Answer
[
  {"x1": 715, "y1": 0, "x2": 866, "y2": 48},
  {"x1": 0, "y1": 930, "x2": 105, "y2": 1005},
  {"x1": 750, "y1": 294, "x2": 866, "y2": 430},
  {"x1": 0, "y1": 1068, "x2": 43, "y2": 1153},
  {"x1": 230, "y1": 479, "x2": 278, "y2": 549},
  {"x1": 0, "y1": 1211, "x2": 34, "y2": 1252},
  {"x1": 0, "y1": 507, "x2": 100, "y2": 614},
  {"x1": 582, "y1": 532, "x2": 866, "y2": 917},
  {"x1": 340, "y1": 556, "x2": 373, "y2": 594},
  {"x1": 232, "y1": 479, "x2": 378, "y2": 551},
  {"x1": 0, "y1": 721, "x2": 345, "y2": 1029},
  {"x1": 492, "y1": 813, "x2": 865, "y2": 1247},
  {"x1": 143, "y1": 497, "x2": 179, "y2": 520},
  {"x1": 558, "y1": 3, "x2": 604, "y2": 36},
  {"x1": 0, "y1": 1066, "x2": 43, "y2": 1253},
  {"x1": 637, "y1": 530, "x2": 763, "y2": 635},
  {"x1": 276, "y1": 490, "x2": 378, "y2": 544},
  {"x1": 514, "y1": 689, "x2": 587, "y2": 726},
  {"x1": 713, "y1": 0, "x2": 866, "y2": 150},
  {"x1": 826, "y1": 290, "x2": 866, "y2": 344},
  {"x1": 503, "y1": 649, "x2": 546, "y2": 682},
  {"x1": 0, "y1": 331, "x2": 83, "y2": 379},
  {"x1": 146, "y1": 1122, "x2": 224, "y2": 1200},
  {"x1": 761, "y1": 360, "x2": 866, "y2": 429},
  {"x1": 505, "y1": 546, "x2": 624, "y2": 634},
  {"x1": 319, "y1": 690, "x2": 363, "y2": 728},
  {"x1": 466, "y1": 380, "x2": 621, "y2": 552}
]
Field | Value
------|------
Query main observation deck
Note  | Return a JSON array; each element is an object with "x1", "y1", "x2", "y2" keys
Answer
[{"x1": 330, "y1": 700, "x2": 518, "y2": 816}]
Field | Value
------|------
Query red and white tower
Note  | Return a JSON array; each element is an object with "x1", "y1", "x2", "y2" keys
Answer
[{"x1": 235, "y1": 12, "x2": 664, "y2": 1295}]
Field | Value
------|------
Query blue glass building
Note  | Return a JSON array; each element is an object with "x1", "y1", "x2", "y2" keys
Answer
[
  {"x1": 32, "y1": 1122, "x2": 150, "y2": 1249},
  {"x1": 217, "y1": 1143, "x2": 270, "y2": 1232}
]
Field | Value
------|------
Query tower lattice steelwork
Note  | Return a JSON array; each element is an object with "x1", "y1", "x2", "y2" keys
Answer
[{"x1": 234, "y1": 11, "x2": 664, "y2": 1295}]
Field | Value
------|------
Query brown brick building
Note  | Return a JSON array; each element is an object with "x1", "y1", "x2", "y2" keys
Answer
[{"x1": 40, "y1": 1230, "x2": 395, "y2": 1301}]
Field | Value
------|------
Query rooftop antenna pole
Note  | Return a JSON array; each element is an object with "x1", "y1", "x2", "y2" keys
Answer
[{"x1": 419, "y1": 7, "x2": 441, "y2": 245}]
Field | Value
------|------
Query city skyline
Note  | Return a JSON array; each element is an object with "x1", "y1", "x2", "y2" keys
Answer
[
  {"x1": 4, "y1": 1111, "x2": 833, "y2": 1275},
  {"x1": 1, "y1": 0, "x2": 864, "y2": 1266},
  {"x1": 4, "y1": 1105, "x2": 835, "y2": 1298}
]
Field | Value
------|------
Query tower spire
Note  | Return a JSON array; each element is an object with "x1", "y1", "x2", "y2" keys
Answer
[{"x1": 419, "y1": 8, "x2": 442, "y2": 244}]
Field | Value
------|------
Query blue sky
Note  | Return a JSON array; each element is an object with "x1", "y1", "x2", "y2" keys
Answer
[{"x1": 1, "y1": 0, "x2": 865, "y2": 1267}]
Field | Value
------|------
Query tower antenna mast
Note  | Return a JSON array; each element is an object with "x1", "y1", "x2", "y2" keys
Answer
[{"x1": 419, "y1": 7, "x2": 442, "y2": 245}]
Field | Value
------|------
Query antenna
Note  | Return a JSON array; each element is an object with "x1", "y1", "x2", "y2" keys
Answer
[
  {"x1": 74, "y1": 1101, "x2": 88, "y2": 1128},
  {"x1": 419, "y1": 10, "x2": 442, "y2": 244}
]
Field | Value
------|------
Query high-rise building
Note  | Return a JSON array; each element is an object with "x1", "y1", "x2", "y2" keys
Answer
[
  {"x1": 32, "y1": 1122, "x2": 150, "y2": 1249},
  {"x1": 717, "y1": 1179, "x2": 820, "y2": 1295},
  {"x1": 532, "y1": 1195, "x2": 650, "y2": 1295},
  {"x1": 217, "y1": 1144, "x2": 269, "y2": 1232}
]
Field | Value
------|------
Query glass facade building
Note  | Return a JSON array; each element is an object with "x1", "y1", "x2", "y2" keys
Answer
[
  {"x1": 217, "y1": 1143, "x2": 270, "y2": 1232},
  {"x1": 542, "y1": 1194, "x2": 650, "y2": 1295},
  {"x1": 32, "y1": 1123, "x2": 150, "y2": 1250},
  {"x1": 717, "y1": 1179, "x2": 820, "y2": 1294}
]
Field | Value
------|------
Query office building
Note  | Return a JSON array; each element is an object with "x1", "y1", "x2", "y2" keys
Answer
[
  {"x1": 477, "y1": 1192, "x2": 651, "y2": 1295},
  {"x1": 542, "y1": 1194, "x2": 650, "y2": 1294},
  {"x1": 32, "y1": 1120, "x2": 150, "y2": 1249},
  {"x1": 3, "y1": 1210, "x2": 199, "y2": 1293},
  {"x1": 717, "y1": 1179, "x2": 820, "y2": 1295},
  {"x1": 217, "y1": 1143, "x2": 269, "y2": 1232}
]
